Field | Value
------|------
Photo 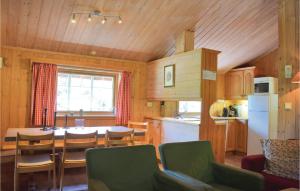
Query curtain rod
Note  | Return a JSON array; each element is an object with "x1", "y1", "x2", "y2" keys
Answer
[
  {"x1": 57, "y1": 65, "x2": 121, "y2": 74},
  {"x1": 30, "y1": 60, "x2": 132, "y2": 74}
]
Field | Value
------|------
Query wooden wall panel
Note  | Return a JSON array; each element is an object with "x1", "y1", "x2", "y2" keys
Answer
[
  {"x1": 0, "y1": 46, "x2": 147, "y2": 139},
  {"x1": 144, "y1": 101, "x2": 161, "y2": 118},
  {"x1": 248, "y1": 49, "x2": 279, "y2": 77},
  {"x1": 55, "y1": 116, "x2": 116, "y2": 127},
  {"x1": 216, "y1": 74, "x2": 225, "y2": 100},
  {"x1": 278, "y1": 0, "x2": 300, "y2": 139},
  {"x1": 163, "y1": 101, "x2": 178, "y2": 117},
  {"x1": 147, "y1": 50, "x2": 202, "y2": 100}
]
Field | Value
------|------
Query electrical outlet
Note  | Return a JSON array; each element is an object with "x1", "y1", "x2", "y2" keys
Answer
[
  {"x1": 284, "y1": 102, "x2": 292, "y2": 110},
  {"x1": 146, "y1": 102, "x2": 153, "y2": 107}
]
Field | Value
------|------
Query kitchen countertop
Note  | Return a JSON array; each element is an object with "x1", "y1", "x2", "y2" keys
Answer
[
  {"x1": 211, "y1": 116, "x2": 248, "y2": 125},
  {"x1": 145, "y1": 116, "x2": 200, "y2": 126},
  {"x1": 211, "y1": 116, "x2": 248, "y2": 120}
]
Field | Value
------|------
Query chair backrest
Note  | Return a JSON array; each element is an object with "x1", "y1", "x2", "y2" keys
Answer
[
  {"x1": 159, "y1": 141, "x2": 215, "y2": 183},
  {"x1": 128, "y1": 121, "x2": 149, "y2": 143},
  {"x1": 105, "y1": 130, "x2": 134, "y2": 147},
  {"x1": 16, "y1": 132, "x2": 55, "y2": 151},
  {"x1": 16, "y1": 132, "x2": 55, "y2": 164},
  {"x1": 86, "y1": 145, "x2": 159, "y2": 191},
  {"x1": 63, "y1": 131, "x2": 98, "y2": 149},
  {"x1": 128, "y1": 121, "x2": 149, "y2": 130}
]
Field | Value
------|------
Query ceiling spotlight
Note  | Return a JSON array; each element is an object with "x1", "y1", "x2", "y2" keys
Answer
[
  {"x1": 101, "y1": 17, "x2": 107, "y2": 24},
  {"x1": 87, "y1": 14, "x2": 92, "y2": 22},
  {"x1": 118, "y1": 17, "x2": 122, "y2": 24},
  {"x1": 71, "y1": 13, "x2": 76, "y2": 24}
]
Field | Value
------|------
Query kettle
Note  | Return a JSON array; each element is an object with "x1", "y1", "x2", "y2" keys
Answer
[{"x1": 222, "y1": 107, "x2": 228, "y2": 117}]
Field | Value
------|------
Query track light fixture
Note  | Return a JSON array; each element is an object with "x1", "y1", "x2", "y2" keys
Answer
[
  {"x1": 87, "y1": 14, "x2": 92, "y2": 22},
  {"x1": 70, "y1": 10, "x2": 122, "y2": 24},
  {"x1": 71, "y1": 13, "x2": 76, "y2": 24},
  {"x1": 118, "y1": 17, "x2": 122, "y2": 24},
  {"x1": 101, "y1": 17, "x2": 107, "y2": 24}
]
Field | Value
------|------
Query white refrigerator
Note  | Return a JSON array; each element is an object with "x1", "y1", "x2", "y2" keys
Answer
[{"x1": 247, "y1": 94, "x2": 278, "y2": 155}]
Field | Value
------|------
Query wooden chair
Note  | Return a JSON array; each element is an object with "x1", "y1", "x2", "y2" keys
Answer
[
  {"x1": 14, "y1": 132, "x2": 56, "y2": 191},
  {"x1": 105, "y1": 130, "x2": 135, "y2": 147},
  {"x1": 128, "y1": 121, "x2": 149, "y2": 144},
  {"x1": 59, "y1": 131, "x2": 98, "y2": 191}
]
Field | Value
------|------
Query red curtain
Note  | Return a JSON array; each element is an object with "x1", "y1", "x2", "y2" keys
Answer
[
  {"x1": 116, "y1": 71, "x2": 131, "y2": 125},
  {"x1": 31, "y1": 62, "x2": 57, "y2": 126}
]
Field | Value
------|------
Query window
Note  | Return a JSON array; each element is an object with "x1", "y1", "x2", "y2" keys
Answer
[
  {"x1": 57, "y1": 71, "x2": 116, "y2": 113},
  {"x1": 178, "y1": 101, "x2": 201, "y2": 113}
]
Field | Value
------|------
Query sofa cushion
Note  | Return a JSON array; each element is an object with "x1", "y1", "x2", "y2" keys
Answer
[
  {"x1": 261, "y1": 139, "x2": 299, "y2": 180},
  {"x1": 261, "y1": 171, "x2": 299, "y2": 191},
  {"x1": 210, "y1": 183, "x2": 241, "y2": 191}
]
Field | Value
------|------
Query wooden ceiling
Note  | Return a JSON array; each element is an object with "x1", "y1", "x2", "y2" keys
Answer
[{"x1": 1, "y1": 0, "x2": 278, "y2": 71}]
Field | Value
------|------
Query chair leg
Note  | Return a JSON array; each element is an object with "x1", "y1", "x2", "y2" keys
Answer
[
  {"x1": 59, "y1": 167, "x2": 64, "y2": 191},
  {"x1": 48, "y1": 169, "x2": 51, "y2": 189},
  {"x1": 52, "y1": 167, "x2": 56, "y2": 191},
  {"x1": 14, "y1": 171, "x2": 18, "y2": 191}
]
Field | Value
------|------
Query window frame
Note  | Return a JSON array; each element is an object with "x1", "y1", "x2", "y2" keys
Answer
[
  {"x1": 178, "y1": 101, "x2": 202, "y2": 114},
  {"x1": 56, "y1": 67, "x2": 119, "y2": 116}
]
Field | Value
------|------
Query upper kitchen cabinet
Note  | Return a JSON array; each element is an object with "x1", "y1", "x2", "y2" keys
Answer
[
  {"x1": 147, "y1": 49, "x2": 202, "y2": 100},
  {"x1": 243, "y1": 69, "x2": 255, "y2": 95},
  {"x1": 225, "y1": 67, "x2": 256, "y2": 99},
  {"x1": 225, "y1": 71, "x2": 244, "y2": 99}
]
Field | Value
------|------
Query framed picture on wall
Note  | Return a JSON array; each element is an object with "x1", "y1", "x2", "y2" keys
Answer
[{"x1": 164, "y1": 64, "x2": 175, "y2": 87}]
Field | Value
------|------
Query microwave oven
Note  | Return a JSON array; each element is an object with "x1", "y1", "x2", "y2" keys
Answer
[{"x1": 254, "y1": 77, "x2": 278, "y2": 94}]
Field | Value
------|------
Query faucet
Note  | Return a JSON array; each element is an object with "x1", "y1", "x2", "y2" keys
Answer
[{"x1": 175, "y1": 112, "x2": 184, "y2": 119}]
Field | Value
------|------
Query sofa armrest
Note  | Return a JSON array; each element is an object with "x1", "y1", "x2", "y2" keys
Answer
[
  {"x1": 88, "y1": 179, "x2": 111, "y2": 191},
  {"x1": 154, "y1": 170, "x2": 214, "y2": 191},
  {"x1": 241, "y1": 154, "x2": 266, "y2": 173},
  {"x1": 212, "y1": 162, "x2": 264, "y2": 191}
]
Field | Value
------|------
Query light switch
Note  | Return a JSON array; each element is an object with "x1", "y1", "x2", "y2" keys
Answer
[
  {"x1": 0, "y1": 57, "x2": 3, "y2": 69},
  {"x1": 147, "y1": 102, "x2": 153, "y2": 107},
  {"x1": 285, "y1": 65, "x2": 292, "y2": 78},
  {"x1": 284, "y1": 102, "x2": 292, "y2": 110}
]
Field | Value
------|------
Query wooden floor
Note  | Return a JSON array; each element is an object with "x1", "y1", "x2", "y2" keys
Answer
[
  {"x1": 225, "y1": 152, "x2": 244, "y2": 168},
  {"x1": 1, "y1": 151, "x2": 244, "y2": 191}
]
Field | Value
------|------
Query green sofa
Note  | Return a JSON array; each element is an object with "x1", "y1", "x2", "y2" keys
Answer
[
  {"x1": 159, "y1": 141, "x2": 264, "y2": 191},
  {"x1": 86, "y1": 145, "x2": 214, "y2": 191}
]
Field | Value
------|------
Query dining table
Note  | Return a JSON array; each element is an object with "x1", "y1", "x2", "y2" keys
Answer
[{"x1": 4, "y1": 126, "x2": 145, "y2": 142}]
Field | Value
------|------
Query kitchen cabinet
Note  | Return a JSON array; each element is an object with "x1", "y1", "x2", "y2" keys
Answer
[
  {"x1": 235, "y1": 120, "x2": 248, "y2": 153},
  {"x1": 161, "y1": 120, "x2": 199, "y2": 143},
  {"x1": 225, "y1": 67, "x2": 256, "y2": 99},
  {"x1": 145, "y1": 117, "x2": 200, "y2": 158},
  {"x1": 226, "y1": 120, "x2": 237, "y2": 152},
  {"x1": 225, "y1": 71, "x2": 244, "y2": 99},
  {"x1": 225, "y1": 120, "x2": 248, "y2": 153},
  {"x1": 243, "y1": 69, "x2": 255, "y2": 96}
]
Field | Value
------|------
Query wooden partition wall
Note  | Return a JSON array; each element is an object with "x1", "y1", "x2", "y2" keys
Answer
[
  {"x1": 147, "y1": 49, "x2": 202, "y2": 100},
  {"x1": 0, "y1": 47, "x2": 147, "y2": 139},
  {"x1": 278, "y1": 0, "x2": 300, "y2": 139},
  {"x1": 199, "y1": 49, "x2": 225, "y2": 162}
]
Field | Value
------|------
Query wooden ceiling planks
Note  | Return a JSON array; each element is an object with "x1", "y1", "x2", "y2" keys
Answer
[{"x1": 1, "y1": 0, "x2": 278, "y2": 71}]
